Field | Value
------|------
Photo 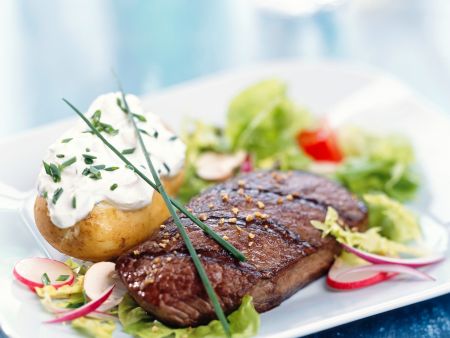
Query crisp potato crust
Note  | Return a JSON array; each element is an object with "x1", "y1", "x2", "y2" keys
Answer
[{"x1": 34, "y1": 172, "x2": 184, "y2": 262}]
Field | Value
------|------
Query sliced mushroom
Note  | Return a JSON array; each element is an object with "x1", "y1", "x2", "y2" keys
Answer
[{"x1": 195, "y1": 151, "x2": 247, "y2": 181}]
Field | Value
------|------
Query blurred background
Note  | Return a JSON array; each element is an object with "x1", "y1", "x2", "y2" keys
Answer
[{"x1": 1, "y1": 0, "x2": 450, "y2": 137}]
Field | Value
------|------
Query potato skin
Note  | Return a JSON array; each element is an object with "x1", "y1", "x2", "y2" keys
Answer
[{"x1": 34, "y1": 172, "x2": 184, "y2": 262}]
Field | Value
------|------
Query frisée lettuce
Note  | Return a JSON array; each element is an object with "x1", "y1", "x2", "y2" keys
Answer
[
  {"x1": 311, "y1": 207, "x2": 424, "y2": 257},
  {"x1": 363, "y1": 193, "x2": 421, "y2": 243}
]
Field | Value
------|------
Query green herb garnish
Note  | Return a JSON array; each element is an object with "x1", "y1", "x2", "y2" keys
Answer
[
  {"x1": 56, "y1": 274, "x2": 70, "y2": 282},
  {"x1": 121, "y1": 148, "x2": 135, "y2": 155},
  {"x1": 72, "y1": 196, "x2": 76, "y2": 209},
  {"x1": 52, "y1": 187, "x2": 64, "y2": 204},
  {"x1": 168, "y1": 135, "x2": 178, "y2": 141},
  {"x1": 56, "y1": 154, "x2": 65, "y2": 158},
  {"x1": 90, "y1": 110, "x2": 119, "y2": 136},
  {"x1": 105, "y1": 166, "x2": 119, "y2": 171},
  {"x1": 43, "y1": 161, "x2": 61, "y2": 183},
  {"x1": 110, "y1": 183, "x2": 118, "y2": 191},
  {"x1": 82, "y1": 166, "x2": 102, "y2": 180},
  {"x1": 60, "y1": 156, "x2": 77, "y2": 170},
  {"x1": 61, "y1": 138, "x2": 73, "y2": 143},
  {"x1": 41, "y1": 273, "x2": 51, "y2": 285},
  {"x1": 82, "y1": 154, "x2": 97, "y2": 164}
]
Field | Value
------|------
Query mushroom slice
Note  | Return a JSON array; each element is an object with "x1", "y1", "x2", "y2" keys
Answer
[{"x1": 195, "y1": 151, "x2": 246, "y2": 181}]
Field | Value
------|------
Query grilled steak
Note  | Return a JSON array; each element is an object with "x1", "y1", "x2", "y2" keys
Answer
[{"x1": 116, "y1": 170, "x2": 367, "y2": 327}]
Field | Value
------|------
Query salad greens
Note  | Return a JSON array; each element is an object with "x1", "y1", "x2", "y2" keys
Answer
[
  {"x1": 180, "y1": 79, "x2": 312, "y2": 202},
  {"x1": 118, "y1": 294, "x2": 259, "y2": 338},
  {"x1": 311, "y1": 207, "x2": 424, "y2": 257},
  {"x1": 226, "y1": 79, "x2": 311, "y2": 166},
  {"x1": 363, "y1": 193, "x2": 421, "y2": 243},
  {"x1": 72, "y1": 317, "x2": 116, "y2": 338},
  {"x1": 336, "y1": 127, "x2": 419, "y2": 201},
  {"x1": 180, "y1": 80, "x2": 420, "y2": 204}
]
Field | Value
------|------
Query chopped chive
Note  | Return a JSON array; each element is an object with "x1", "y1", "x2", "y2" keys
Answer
[
  {"x1": 56, "y1": 154, "x2": 65, "y2": 158},
  {"x1": 56, "y1": 274, "x2": 70, "y2": 282},
  {"x1": 41, "y1": 273, "x2": 51, "y2": 285},
  {"x1": 61, "y1": 138, "x2": 73, "y2": 143},
  {"x1": 93, "y1": 164, "x2": 106, "y2": 170},
  {"x1": 125, "y1": 164, "x2": 134, "y2": 171},
  {"x1": 105, "y1": 166, "x2": 119, "y2": 172},
  {"x1": 163, "y1": 162, "x2": 170, "y2": 174},
  {"x1": 153, "y1": 130, "x2": 159, "y2": 138},
  {"x1": 82, "y1": 153, "x2": 97, "y2": 164},
  {"x1": 42, "y1": 191, "x2": 48, "y2": 199},
  {"x1": 88, "y1": 166, "x2": 102, "y2": 180},
  {"x1": 110, "y1": 183, "x2": 118, "y2": 191},
  {"x1": 86, "y1": 148, "x2": 90, "y2": 152},
  {"x1": 168, "y1": 135, "x2": 178, "y2": 141},
  {"x1": 91, "y1": 110, "x2": 101, "y2": 124},
  {"x1": 72, "y1": 196, "x2": 76, "y2": 209},
  {"x1": 43, "y1": 161, "x2": 61, "y2": 183},
  {"x1": 52, "y1": 187, "x2": 64, "y2": 204},
  {"x1": 139, "y1": 128, "x2": 149, "y2": 136},
  {"x1": 132, "y1": 113, "x2": 147, "y2": 122},
  {"x1": 60, "y1": 156, "x2": 77, "y2": 170},
  {"x1": 116, "y1": 97, "x2": 127, "y2": 113},
  {"x1": 121, "y1": 148, "x2": 136, "y2": 155}
]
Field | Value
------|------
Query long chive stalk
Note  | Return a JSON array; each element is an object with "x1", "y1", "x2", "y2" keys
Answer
[
  {"x1": 62, "y1": 99, "x2": 245, "y2": 262},
  {"x1": 63, "y1": 98, "x2": 236, "y2": 337},
  {"x1": 119, "y1": 92, "x2": 231, "y2": 336}
]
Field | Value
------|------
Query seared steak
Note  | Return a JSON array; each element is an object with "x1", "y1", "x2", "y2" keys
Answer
[{"x1": 116, "y1": 171, "x2": 367, "y2": 327}]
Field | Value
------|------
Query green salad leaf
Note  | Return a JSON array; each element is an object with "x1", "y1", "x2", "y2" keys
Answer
[
  {"x1": 335, "y1": 127, "x2": 419, "y2": 201},
  {"x1": 225, "y1": 79, "x2": 311, "y2": 168},
  {"x1": 311, "y1": 207, "x2": 424, "y2": 257},
  {"x1": 72, "y1": 317, "x2": 116, "y2": 338},
  {"x1": 118, "y1": 294, "x2": 260, "y2": 338},
  {"x1": 363, "y1": 193, "x2": 421, "y2": 243}
]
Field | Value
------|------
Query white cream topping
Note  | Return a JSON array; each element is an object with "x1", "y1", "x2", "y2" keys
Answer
[{"x1": 37, "y1": 92, "x2": 186, "y2": 228}]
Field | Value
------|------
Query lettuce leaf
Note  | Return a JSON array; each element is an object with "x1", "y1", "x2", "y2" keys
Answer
[
  {"x1": 72, "y1": 317, "x2": 116, "y2": 338},
  {"x1": 225, "y1": 79, "x2": 311, "y2": 168},
  {"x1": 118, "y1": 294, "x2": 260, "y2": 338},
  {"x1": 311, "y1": 207, "x2": 424, "y2": 257},
  {"x1": 336, "y1": 127, "x2": 419, "y2": 201},
  {"x1": 363, "y1": 193, "x2": 421, "y2": 243}
]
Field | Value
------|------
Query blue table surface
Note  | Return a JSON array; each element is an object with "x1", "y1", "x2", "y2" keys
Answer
[{"x1": 1, "y1": 0, "x2": 450, "y2": 337}]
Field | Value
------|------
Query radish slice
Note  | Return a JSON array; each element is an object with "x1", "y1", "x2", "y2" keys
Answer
[
  {"x1": 44, "y1": 285, "x2": 114, "y2": 324},
  {"x1": 327, "y1": 256, "x2": 394, "y2": 290},
  {"x1": 240, "y1": 154, "x2": 253, "y2": 173},
  {"x1": 195, "y1": 151, "x2": 246, "y2": 181},
  {"x1": 341, "y1": 243, "x2": 445, "y2": 268},
  {"x1": 13, "y1": 258, "x2": 74, "y2": 291},
  {"x1": 336, "y1": 264, "x2": 435, "y2": 282},
  {"x1": 84, "y1": 262, "x2": 127, "y2": 311}
]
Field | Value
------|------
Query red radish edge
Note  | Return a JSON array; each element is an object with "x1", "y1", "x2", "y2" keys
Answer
[
  {"x1": 44, "y1": 285, "x2": 114, "y2": 324},
  {"x1": 13, "y1": 258, "x2": 74, "y2": 292},
  {"x1": 327, "y1": 258, "x2": 394, "y2": 290},
  {"x1": 341, "y1": 243, "x2": 445, "y2": 268},
  {"x1": 240, "y1": 154, "x2": 253, "y2": 173},
  {"x1": 337, "y1": 264, "x2": 435, "y2": 282}
]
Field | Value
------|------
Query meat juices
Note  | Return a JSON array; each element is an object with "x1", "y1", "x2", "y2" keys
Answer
[{"x1": 116, "y1": 171, "x2": 368, "y2": 327}]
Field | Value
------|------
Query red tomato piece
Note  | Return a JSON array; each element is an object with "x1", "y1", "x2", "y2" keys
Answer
[{"x1": 297, "y1": 126, "x2": 343, "y2": 162}]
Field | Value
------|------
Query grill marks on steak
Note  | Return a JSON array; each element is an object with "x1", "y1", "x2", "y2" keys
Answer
[{"x1": 116, "y1": 171, "x2": 367, "y2": 327}]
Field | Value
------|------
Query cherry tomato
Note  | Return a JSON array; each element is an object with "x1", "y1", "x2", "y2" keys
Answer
[{"x1": 297, "y1": 125, "x2": 343, "y2": 162}]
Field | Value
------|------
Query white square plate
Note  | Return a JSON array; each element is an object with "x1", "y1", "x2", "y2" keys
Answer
[{"x1": 1, "y1": 60, "x2": 449, "y2": 338}]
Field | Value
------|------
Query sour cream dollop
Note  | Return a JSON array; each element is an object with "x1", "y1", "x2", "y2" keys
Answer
[{"x1": 37, "y1": 92, "x2": 186, "y2": 228}]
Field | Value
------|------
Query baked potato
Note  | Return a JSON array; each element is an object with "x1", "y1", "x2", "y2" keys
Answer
[{"x1": 34, "y1": 172, "x2": 184, "y2": 262}]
